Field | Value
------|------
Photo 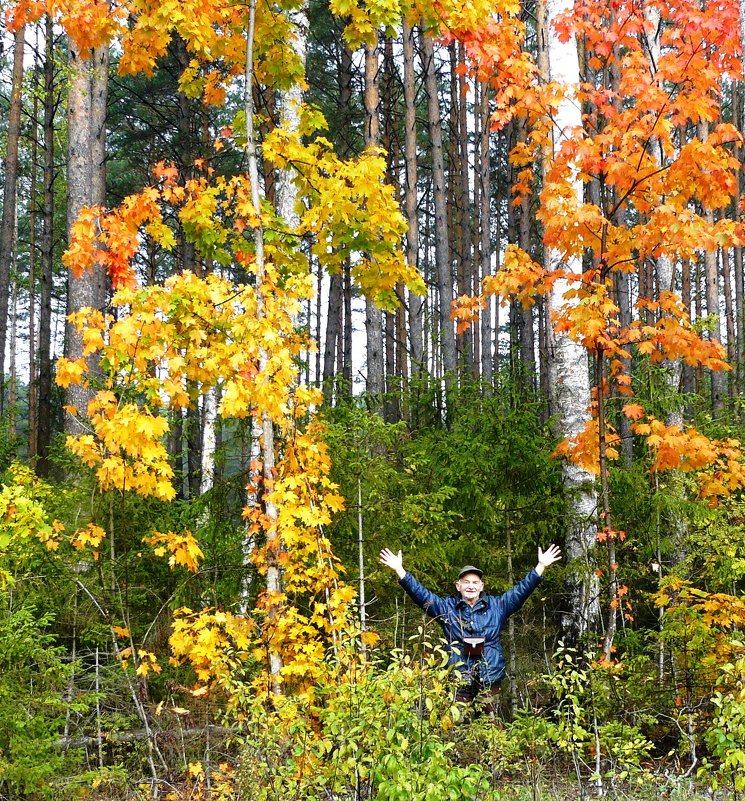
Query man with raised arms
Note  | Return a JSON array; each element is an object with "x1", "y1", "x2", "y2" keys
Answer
[{"x1": 379, "y1": 544, "x2": 562, "y2": 714}]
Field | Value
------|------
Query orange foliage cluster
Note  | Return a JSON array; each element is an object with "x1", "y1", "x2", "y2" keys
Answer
[
  {"x1": 632, "y1": 418, "x2": 745, "y2": 505},
  {"x1": 434, "y1": 0, "x2": 538, "y2": 130},
  {"x1": 449, "y1": 0, "x2": 745, "y2": 503}
]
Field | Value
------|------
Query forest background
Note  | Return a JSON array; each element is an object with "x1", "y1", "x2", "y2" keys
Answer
[{"x1": 2, "y1": 0, "x2": 745, "y2": 798}]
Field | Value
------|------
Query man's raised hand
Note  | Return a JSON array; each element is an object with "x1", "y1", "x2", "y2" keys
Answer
[
  {"x1": 536, "y1": 544, "x2": 562, "y2": 575},
  {"x1": 379, "y1": 548, "x2": 406, "y2": 579}
]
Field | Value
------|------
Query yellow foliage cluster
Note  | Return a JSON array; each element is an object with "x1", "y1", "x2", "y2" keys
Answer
[
  {"x1": 58, "y1": 248, "x2": 365, "y2": 702},
  {"x1": 328, "y1": 0, "x2": 402, "y2": 49},
  {"x1": 245, "y1": 423, "x2": 366, "y2": 696},
  {"x1": 65, "y1": 394, "x2": 176, "y2": 501},
  {"x1": 655, "y1": 577, "x2": 745, "y2": 673},
  {"x1": 170, "y1": 607, "x2": 256, "y2": 685},
  {"x1": 162, "y1": 761, "x2": 237, "y2": 801},
  {"x1": 144, "y1": 530, "x2": 204, "y2": 572},
  {"x1": 262, "y1": 120, "x2": 424, "y2": 309}
]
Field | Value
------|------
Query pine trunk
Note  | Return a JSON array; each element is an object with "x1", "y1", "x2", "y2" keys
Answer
[
  {"x1": 479, "y1": 88, "x2": 494, "y2": 387},
  {"x1": 0, "y1": 25, "x2": 26, "y2": 416},
  {"x1": 420, "y1": 31, "x2": 457, "y2": 393},
  {"x1": 364, "y1": 35, "x2": 385, "y2": 404},
  {"x1": 65, "y1": 41, "x2": 108, "y2": 433},
  {"x1": 36, "y1": 16, "x2": 56, "y2": 476},
  {"x1": 402, "y1": 19, "x2": 424, "y2": 381}
]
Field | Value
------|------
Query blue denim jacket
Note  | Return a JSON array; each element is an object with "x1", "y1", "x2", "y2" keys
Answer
[{"x1": 399, "y1": 568, "x2": 542, "y2": 684}]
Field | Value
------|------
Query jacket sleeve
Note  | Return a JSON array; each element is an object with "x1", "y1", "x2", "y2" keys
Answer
[
  {"x1": 399, "y1": 572, "x2": 447, "y2": 618},
  {"x1": 500, "y1": 568, "x2": 542, "y2": 617}
]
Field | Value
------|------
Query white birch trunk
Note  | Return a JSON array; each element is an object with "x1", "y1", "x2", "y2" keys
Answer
[
  {"x1": 200, "y1": 388, "x2": 218, "y2": 497},
  {"x1": 275, "y1": 5, "x2": 306, "y2": 232},
  {"x1": 543, "y1": 0, "x2": 599, "y2": 644}
]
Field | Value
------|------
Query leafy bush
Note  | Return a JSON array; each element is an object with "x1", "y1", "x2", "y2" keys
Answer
[
  {"x1": 238, "y1": 643, "x2": 492, "y2": 801},
  {"x1": 702, "y1": 644, "x2": 745, "y2": 795},
  {"x1": 0, "y1": 605, "x2": 93, "y2": 799}
]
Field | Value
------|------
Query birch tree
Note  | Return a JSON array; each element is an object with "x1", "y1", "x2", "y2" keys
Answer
[{"x1": 540, "y1": 0, "x2": 599, "y2": 644}]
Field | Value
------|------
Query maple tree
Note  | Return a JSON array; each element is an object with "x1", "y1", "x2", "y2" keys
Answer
[
  {"x1": 450, "y1": 0, "x2": 745, "y2": 656},
  {"x1": 20, "y1": 0, "x2": 425, "y2": 712}
]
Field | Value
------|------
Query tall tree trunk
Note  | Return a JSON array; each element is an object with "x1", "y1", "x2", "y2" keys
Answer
[
  {"x1": 420, "y1": 30, "x2": 457, "y2": 398},
  {"x1": 29, "y1": 53, "x2": 40, "y2": 460},
  {"x1": 479, "y1": 87, "x2": 494, "y2": 387},
  {"x1": 343, "y1": 259, "x2": 353, "y2": 392},
  {"x1": 681, "y1": 258, "x2": 695, "y2": 397},
  {"x1": 382, "y1": 36, "x2": 400, "y2": 421},
  {"x1": 244, "y1": 0, "x2": 290, "y2": 691},
  {"x1": 339, "y1": 44, "x2": 354, "y2": 398},
  {"x1": 37, "y1": 16, "x2": 56, "y2": 476},
  {"x1": 705, "y1": 237, "x2": 725, "y2": 415},
  {"x1": 516, "y1": 120, "x2": 536, "y2": 390},
  {"x1": 8, "y1": 248, "x2": 19, "y2": 438},
  {"x1": 456, "y1": 42, "x2": 473, "y2": 375},
  {"x1": 472, "y1": 84, "x2": 482, "y2": 382},
  {"x1": 323, "y1": 273, "x2": 343, "y2": 402},
  {"x1": 735, "y1": 78, "x2": 745, "y2": 400},
  {"x1": 200, "y1": 388, "x2": 219, "y2": 496},
  {"x1": 735, "y1": 244, "x2": 745, "y2": 399},
  {"x1": 722, "y1": 249, "x2": 736, "y2": 409},
  {"x1": 364, "y1": 34, "x2": 385, "y2": 405},
  {"x1": 540, "y1": 0, "x2": 600, "y2": 646},
  {"x1": 175, "y1": 37, "x2": 198, "y2": 275},
  {"x1": 0, "y1": 25, "x2": 26, "y2": 417},
  {"x1": 65, "y1": 40, "x2": 108, "y2": 433},
  {"x1": 698, "y1": 122, "x2": 726, "y2": 414},
  {"x1": 402, "y1": 19, "x2": 424, "y2": 384}
]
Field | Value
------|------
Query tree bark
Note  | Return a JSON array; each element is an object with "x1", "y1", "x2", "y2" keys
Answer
[
  {"x1": 698, "y1": 123, "x2": 725, "y2": 414},
  {"x1": 364, "y1": 34, "x2": 385, "y2": 405},
  {"x1": 456, "y1": 42, "x2": 473, "y2": 375},
  {"x1": 37, "y1": 16, "x2": 57, "y2": 476},
  {"x1": 28, "y1": 50, "x2": 39, "y2": 460},
  {"x1": 245, "y1": 0, "x2": 284, "y2": 691},
  {"x1": 420, "y1": 30, "x2": 457, "y2": 397},
  {"x1": 480, "y1": 89, "x2": 494, "y2": 388},
  {"x1": 402, "y1": 18, "x2": 424, "y2": 382},
  {"x1": 0, "y1": 25, "x2": 26, "y2": 416},
  {"x1": 323, "y1": 273, "x2": 343, "y2": 402},
  {"x1": 540, "y1": 0, "x2": 600, "y2": 645},
  {"x1": 65, "y1": 40, "x2": 109, "y2": 433},
  {"x1": 722, "y1": 249, "x2": 736, "y2": 409},
  {"x1": 735, "y1": 244, "x2": 745, "y2": 398}
]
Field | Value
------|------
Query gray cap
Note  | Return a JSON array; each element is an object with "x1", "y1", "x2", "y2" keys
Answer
[{"x1": 457, "y1": 565, "x2": 483, "y2": 580}]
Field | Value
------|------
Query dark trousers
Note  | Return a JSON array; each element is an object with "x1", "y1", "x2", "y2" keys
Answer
[{"x1": 454, "y1": 667, "x2": 501, "y2": 717}]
